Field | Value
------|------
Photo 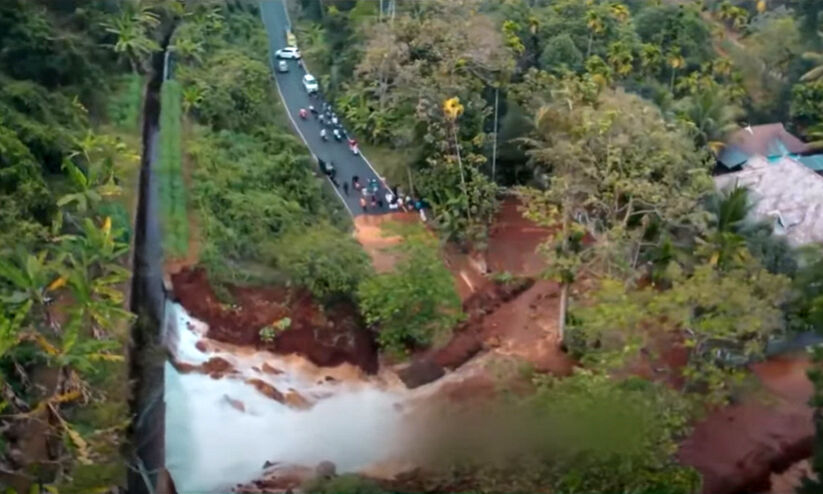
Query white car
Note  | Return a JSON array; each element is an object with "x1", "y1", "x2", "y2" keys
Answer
[
  {"x1": 277, "y1": 60, "x2": 288, "y2": 73},
  {"x1": 275, "y1": 46, "x2": 301, "y2": 59},
  {"x1": 302, "y1": 74, "x2": 319, "y2": 94}
]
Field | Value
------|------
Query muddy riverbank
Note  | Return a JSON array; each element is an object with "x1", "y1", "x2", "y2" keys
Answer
[{"x1": 170, "y1": 268, "x2": 379, "y2": 373}]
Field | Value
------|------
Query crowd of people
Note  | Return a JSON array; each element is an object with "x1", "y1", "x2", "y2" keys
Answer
[{"x1": 289, "y1": 63, "x2": 426, "y2": 218}]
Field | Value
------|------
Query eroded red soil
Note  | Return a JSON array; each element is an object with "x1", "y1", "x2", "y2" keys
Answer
[
  {"x1": 171, "y1": 268, "x2": 378, "y2": 373},
  {"x1": 678, "y1": 355, "x2": 815, "y2": 494}
]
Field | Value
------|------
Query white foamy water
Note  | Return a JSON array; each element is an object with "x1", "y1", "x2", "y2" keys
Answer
[{"x1": 163, "y1": 302, "x2": 410, "y2": 493}]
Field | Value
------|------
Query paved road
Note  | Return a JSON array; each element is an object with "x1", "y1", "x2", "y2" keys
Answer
[{"x1": 260, "y1": 0, "x2": 390, "y2": 216}]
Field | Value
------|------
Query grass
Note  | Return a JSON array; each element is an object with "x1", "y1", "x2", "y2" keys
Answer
[
  {"x1": 157, "y1": 79, "x2": 189, "y2": 258},
  {"x1": 107, "y1": 73, "x2": 143, "y2": 131}
]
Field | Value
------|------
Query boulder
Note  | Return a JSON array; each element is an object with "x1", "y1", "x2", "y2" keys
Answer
[
  {"x1": 284, "y1": 390, "x2": 312, "y2": 410},
  {"x1": 397, "y1": 358, "x2": 445, "y2": 389},
  {"x1": 261, "y1": 362, "x2": 283, "y2": 375},
  {"x1": 316, "y1": 461, "x2": 336, "y2": 479},
  {"x1": 245, "y1": 378, "x2": 285, "y2": 403}
]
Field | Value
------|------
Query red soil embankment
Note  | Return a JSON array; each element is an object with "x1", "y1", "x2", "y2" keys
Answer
[
  {"x1": 486, "y1": 199, "x2": 553, "y2": 277},
  {"x1": 678, "y1": 356, "x2": 815, "y2": 494},
  {"x1": 171, "y1": 268, "x2": 378, "y2": 373}
]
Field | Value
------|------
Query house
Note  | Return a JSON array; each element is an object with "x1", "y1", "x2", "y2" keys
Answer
[
  {"x1": 717, "y1": 123, "x2": 810, "y2": 171},
  {"x1": 714, "y1": 156, "x2": 823, "y2": 247}
]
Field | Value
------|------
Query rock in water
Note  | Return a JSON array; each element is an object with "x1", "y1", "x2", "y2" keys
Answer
[
  {"x1": 284, "y1": 389, "x2": 312, "y2": 410},
  {"x1": 261, "y1": 362, "x2": 283, "y2": 375},
  {"x1": 316, "y1": 461, "x2": 336, "y2": 479},
  {"x1": 223, "y1": 395, "x2": 245, "y2": 413},
  {"x1": 245, "y1": 378, "x2": 285, "y2": 403},
  {"x1": 397, "y1": 358, "x2": 445, "y2": 389}
]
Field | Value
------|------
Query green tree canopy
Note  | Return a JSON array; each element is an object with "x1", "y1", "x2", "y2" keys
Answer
[{"x1": 358, "y1": 223, "x2": 463, "y2": 355}]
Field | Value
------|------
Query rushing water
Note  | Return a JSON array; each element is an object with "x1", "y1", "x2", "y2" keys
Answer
[{"x1": 163, "y1": 303, "x2": 410, "y2": 493}]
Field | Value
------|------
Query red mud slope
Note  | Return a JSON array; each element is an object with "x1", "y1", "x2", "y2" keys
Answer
[
  {"x1": 171, "y1": 268, "x2": 378, "y2": 373},
  {"x1": 678, "y1": 356, "x2": 814, "y2": 494}
]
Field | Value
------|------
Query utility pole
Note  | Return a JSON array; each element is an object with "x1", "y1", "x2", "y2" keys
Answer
[{"x1": 491, "y1": 85, "x2": 499, "y2": 183}]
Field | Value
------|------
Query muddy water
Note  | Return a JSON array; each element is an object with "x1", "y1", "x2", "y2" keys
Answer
[{"x1": 164, "y1": 302, "x2": 418, "y2": 493}]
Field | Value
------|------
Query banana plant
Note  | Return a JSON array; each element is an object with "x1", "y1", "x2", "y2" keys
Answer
[{"x1": 0, "y1": 251, "x2": 59, "y2": 308}]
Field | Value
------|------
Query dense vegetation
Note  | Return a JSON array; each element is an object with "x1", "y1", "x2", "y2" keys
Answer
[
  {"x1": 5, "y1": 0, "x2": 823, "y2": 493},
  {"x1": 171, "y1": 4, "x2": 370, "y2": 296},
  {"x1": 0, "y1": 0, "x2": 162, "y2": 491},
  {"x1": 289, "y1": 0, "x2": 823, "y2": 492}
]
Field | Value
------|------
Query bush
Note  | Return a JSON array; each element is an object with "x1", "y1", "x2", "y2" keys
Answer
[
  {"x1": 270, "y1": 223, "x2": 372, "y2": 298},
  {"x1": 358, "y1": 223, "x2": 463, "y2": 355}
]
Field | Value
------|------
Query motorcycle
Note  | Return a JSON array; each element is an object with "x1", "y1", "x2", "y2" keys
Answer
[
  {"x1": 333, "y1": 128, "x2": 343, "y2": 142},
  {"x1": 320, "y1": 129, "x2": 328, "y2": 141}
]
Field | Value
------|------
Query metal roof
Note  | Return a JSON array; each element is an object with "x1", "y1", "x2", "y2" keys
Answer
[{"x1": 714, "y1": 156, "x2": 823, "y2": 247}]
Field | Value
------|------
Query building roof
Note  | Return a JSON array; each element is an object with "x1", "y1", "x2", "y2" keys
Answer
[
  {"x1": 797, "y1": 154, "x2": 823, "y2": 172},
  {"x1": 717, "y1": 123, "x2": 809, "y2": 169},
  {"x1": 714, "y1": 156, "x2": 823, "y2": 247}
]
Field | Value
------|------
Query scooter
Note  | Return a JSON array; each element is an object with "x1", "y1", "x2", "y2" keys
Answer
[
  {"x1": 320, "y1": 129, "x2": 328, "y2": 141},
  {"x1": 348, "y1": 138, "x2": 359, "y2": 155},
  {"x1": 333, "y1": 128, "x2": 343, "y2": 142},
  {"x1": 299, "y1": 108, "x2": 308, "y2": 120}
]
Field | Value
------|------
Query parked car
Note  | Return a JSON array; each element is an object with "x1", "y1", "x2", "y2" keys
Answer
[
  {"x1": 277, "y1": 60, "x2": 288, "y2": 73},
  {"x1": 275, "y1": 47, "x2": 301, "y2": 59},
  {"x1": 302, "y1": 73, "x2": 319, "y2": 93}
]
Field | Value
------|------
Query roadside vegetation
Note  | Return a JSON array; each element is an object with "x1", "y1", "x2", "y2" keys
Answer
[
  {"x1": 173, "y1": 4, "x2": 369, "y2": 298},
  {"x1": 289, "y1": 0, "x2": 823, "y2": 492},
  {"x1": 5, "y1": 0, "x2": 823, "y2": 493},
  {"x1": 157, "y1": 79, "x2": 188, "y2": 258},
  {"x1": 0, "y1": 0, "x2": 166, "y2": 491}
]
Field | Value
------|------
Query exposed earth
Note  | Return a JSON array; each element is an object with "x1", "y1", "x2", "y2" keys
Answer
[
  {"x1": 169, "y1": 198, "x2": 816, "y2": 494},
  {"x1": 171, "y1": 268, "x2": 379, "y2": 374}
]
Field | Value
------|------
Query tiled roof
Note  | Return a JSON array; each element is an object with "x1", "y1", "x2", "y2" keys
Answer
[
  {"x1": 714, "y1": 156, "x2": 823, "y2": 247},
  {"x1": 717, "y1": 124, "x2": 809, "y2": 169}
]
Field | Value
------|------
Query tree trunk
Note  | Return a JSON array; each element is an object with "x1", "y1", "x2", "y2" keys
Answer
[
  {"x1": 558, "y1": 282, "x2": 568, "y2": 343},
  {"x1": 406, "y1": 164, "x2": 414, "y2": 195},
  {"x1": 491, "y1": 86, "x2": 499, "y2": 183},
  {"x1": 586, "y1": 33, "x2": 593, "y2": 59},
  {"x1": 452, "y1": 124, "x2": 471, "y2": 222},
  {"x1": 670, "y1": 66, "x2": 677, "y2": 92}
]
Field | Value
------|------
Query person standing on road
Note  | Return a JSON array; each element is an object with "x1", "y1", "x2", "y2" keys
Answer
[
  {"x1": 343, "y1": 181, "x2": 349, "y2": 195},
  {"x1": 360, "y1": 196, "x2": 368, "y2": 212}
]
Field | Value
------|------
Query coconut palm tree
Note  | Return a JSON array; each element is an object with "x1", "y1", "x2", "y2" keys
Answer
[
  {"x1": 609, "y1": 2, "x2": 630, "y2": 23},
  {"x1": 667, "y1": 46, "x2": 686, "y2": 91},
  {"x1": 676, "y1": 86, "x2": 743, "y2": 150},
  {"x1": 102, "y1": 7, "x2": 161, "y2": 73},
  {"x1": 585, "y1": 9, "x2": 605, "y2": 59},
  {"x1": 607, "y1": 41, "x2": 634, "y2": 77},
  {"x1": 640, "y1": 43, "x2": 662, "y2": 75}
]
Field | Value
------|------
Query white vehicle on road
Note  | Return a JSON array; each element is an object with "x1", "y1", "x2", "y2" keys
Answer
[
  {"x1": 277, "y1": 60, "x2": 288, "y2": 73},
  {"x1": 275, "y1": 46, "x2": 301, "y2": 59},
  {"x1": 302, "y1": 74, "x2": 319, "y2": 94}
]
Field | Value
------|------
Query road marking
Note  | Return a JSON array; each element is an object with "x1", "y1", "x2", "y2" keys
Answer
[
  {"x1": 260, "y1": 3, "x2": 355, "y2": 218},
  {"x1": 279, "y1": 0, "x2": 390, "y2": 192}
]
